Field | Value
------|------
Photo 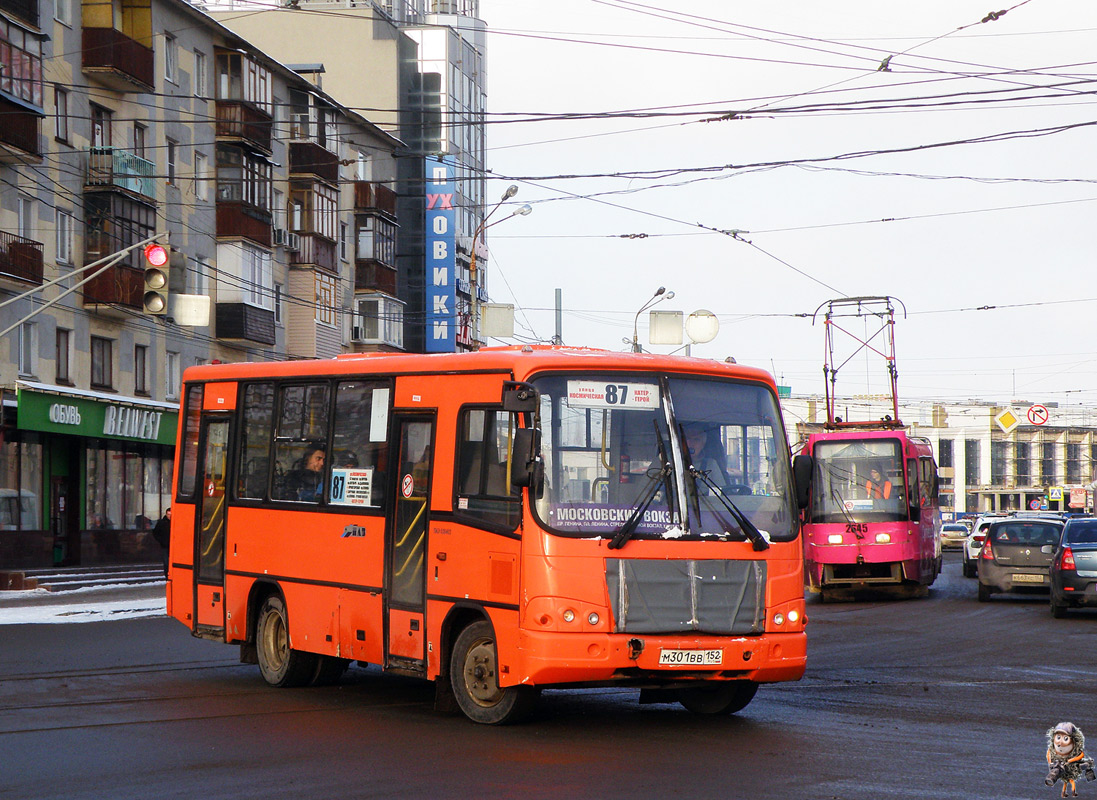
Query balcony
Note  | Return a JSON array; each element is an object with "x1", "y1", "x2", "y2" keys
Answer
[
  {"x1": 82, "y1": 27, "x2": 154, "y2": 92},
  {"x1": 216, "y1": 100, "x2": 273, "y2": 154},
  {"x1": 354, "y1": 181, "x2": 397, "y2": 218},
  {"x1": 355, "y1": 260, "x2": 397, "y2": 296},
  {"x1": 86, "y1": 147, "x2": 156, "y2": 200},
  {"x1": 215, "y1": 303, "x2": 275, "y2": 345},
  {"x1": 0, "y1": 0, "x2": 38, "y2": 26},
  {"x1": 82, "y1": 264, "x2": 143, "y2": 318},
  {"x1": 289, "y1": 141, "x2": 338, "y2": 185},
  {"x1": 0, "y1": 231, "x2": 43, "y2": 286},
  {"x1": 216, "y1": 202, "x2": 272, "y2": 248},
  {"x1": 291, "y1": 233, "x2": 337, "y2": 272},
  {"x1": 0, "y1": 96, "x2": 42, "y2": 164}
]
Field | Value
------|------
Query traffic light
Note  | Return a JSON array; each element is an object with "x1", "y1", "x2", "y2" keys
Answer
[{"x1": 143, "y1": 243, "x2": 170, "y2": 315}]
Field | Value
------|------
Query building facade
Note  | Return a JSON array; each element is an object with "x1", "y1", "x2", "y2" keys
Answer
[
  {"x1": 784, "y1": 396, "x2": 1097, "y2": 519},
  {"x1": 0, "y1": 0, "x2": 401, "y2": 568}
]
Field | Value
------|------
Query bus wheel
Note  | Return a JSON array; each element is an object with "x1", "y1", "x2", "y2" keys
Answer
[
  {"x1": 676, "y1": 681, "x2": 758, "y2": 715},
  {"x1": 451, "y1": 621, "x2": 537, "y2": 725},
  {"x1": 256, "y1": 595, "x2": 317, "y2": 688}
]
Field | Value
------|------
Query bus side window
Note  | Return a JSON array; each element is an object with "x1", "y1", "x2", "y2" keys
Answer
[
  {"x1": 237, "y1": 382, "x2": 275, "y2": 500},
  {"x1": 273, "y1": 383, "x2": 330, "y2": 503},
  {"x1": 455, "y1": 407, "x2": 521, "y2": 532},
  {"x1": 329, "y1": 380, "x2": 390, "y2": 509}
]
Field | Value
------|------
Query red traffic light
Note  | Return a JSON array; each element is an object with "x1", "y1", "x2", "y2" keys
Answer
[{"x1": 144, "y1": 243, "x2": 168, "y2": 267}]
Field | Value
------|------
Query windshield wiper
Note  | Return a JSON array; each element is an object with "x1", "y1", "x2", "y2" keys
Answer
[
  {"x1": 608, "y1": 423, "x2": 675, "y2": 551},
  {"x1": 689, "y1": 466, "x2": 770, "y2": 551},
  {"x1": 832, "y1": 486, "x2": 861, "y2": 533}
]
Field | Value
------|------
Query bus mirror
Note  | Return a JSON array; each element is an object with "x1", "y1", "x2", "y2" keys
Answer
[
  {"x1": 792, "y1": 454, "x2": 813, "y2": 509},
  {"x1": 511, "y1": 428, "x2": 541, "y2": 487},
  {"x1": 502, "y1": 381, "x2": 539, "y2": 413}
]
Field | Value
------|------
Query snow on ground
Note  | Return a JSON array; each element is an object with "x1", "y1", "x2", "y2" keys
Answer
[{"x1": 0, "y1": 583, "x2": 167, "y2": 625}]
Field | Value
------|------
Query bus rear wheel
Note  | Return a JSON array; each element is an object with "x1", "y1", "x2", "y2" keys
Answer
[
  {"x1": 450, "y1": 621, "x2": 537, "y2": 725},
  {"x1": 676, "y1": 680, "x2": 758, "y2": 715},
  {"x1": 256, "y1": 595, "x2": 317, "y2": 688}
]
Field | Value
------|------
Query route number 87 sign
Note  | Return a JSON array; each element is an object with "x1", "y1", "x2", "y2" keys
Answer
[{"x1": 566, "y1": 380, "x2": 660, "y2": 410}]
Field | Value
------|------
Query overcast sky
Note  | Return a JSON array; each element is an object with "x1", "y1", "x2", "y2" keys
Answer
[{"x1": 474, "y1": 1, "x2": 1097, "y2": 405}]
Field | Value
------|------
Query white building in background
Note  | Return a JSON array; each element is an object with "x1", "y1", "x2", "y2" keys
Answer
[{"x1": 782, "y1": 395, "x2": 1097, "y2": 518}]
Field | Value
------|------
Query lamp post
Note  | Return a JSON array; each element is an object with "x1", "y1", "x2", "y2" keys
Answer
[
  {"x1": 631, "y1": 286, "x2": 675, "y2": 352},
  {"x1": 469, "y1": 184, "x2": 531, "y2": 349}
]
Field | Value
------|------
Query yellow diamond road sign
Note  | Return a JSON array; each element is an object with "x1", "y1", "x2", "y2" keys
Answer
[{"x1": 995, "y1": 408, "x2": 1020, "y2": 434}]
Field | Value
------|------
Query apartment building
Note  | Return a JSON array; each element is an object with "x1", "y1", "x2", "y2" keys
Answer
[{"x1": 0, "y1": 0, "x2": 401, "y2": 568}]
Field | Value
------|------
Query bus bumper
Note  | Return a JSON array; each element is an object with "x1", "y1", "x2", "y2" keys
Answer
[{"x1": 507, "y1": 629, "x2": 806, "y2": 688}]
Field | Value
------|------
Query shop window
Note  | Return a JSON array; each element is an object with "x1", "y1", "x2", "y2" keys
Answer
[{"x1": 0, "y1": 436, "x2": 42, "y2": 531}]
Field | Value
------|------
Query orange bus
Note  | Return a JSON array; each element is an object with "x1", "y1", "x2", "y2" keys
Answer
[{"x1": 167, "y1": 346, "x2": 812, "y2": 723}]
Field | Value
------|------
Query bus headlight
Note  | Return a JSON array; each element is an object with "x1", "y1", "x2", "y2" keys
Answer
[
  {"x1": 788, "y1": 609, "x2": 799, "y2": 624},
  {"x1": 875, "y1": 533, "x2": 891, "y2": 544},
  {"x1": 773, "y1": 613, "x2": 785, "y2": 626},
  {"x1": 587, "y1": 612, "x2": 600, "y2": 625},
  {"x1": 562, "y1": 609, "x2": 576, "y2": 623}
]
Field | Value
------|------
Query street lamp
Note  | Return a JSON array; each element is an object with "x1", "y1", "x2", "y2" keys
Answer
[
  {"x1": 631, "y1": 287, "x2": 675, "y2": 352},
  {"x1": 469, "y1": 185, "x2": 532, "y2": 349}
]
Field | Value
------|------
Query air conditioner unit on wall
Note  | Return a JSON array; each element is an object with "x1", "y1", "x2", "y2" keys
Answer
[
  {"x1": 273, "y1": 228, "x2": 288, "y2": 247},
  {"x1": 352, "y1": 326, "x2": 364, "y2": 341},
  {"x1": 285, "y1": 232, "x2": 301, "y2": 252}
]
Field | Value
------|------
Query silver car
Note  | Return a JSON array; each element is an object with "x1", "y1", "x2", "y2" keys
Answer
[{"x1": 977, "y1": 518, "x2": 1063, "y2": 601}]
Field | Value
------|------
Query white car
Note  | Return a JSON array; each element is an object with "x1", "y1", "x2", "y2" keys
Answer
[{"x1": 963, "y1": 514, "x2": 1008, "y2": 578}]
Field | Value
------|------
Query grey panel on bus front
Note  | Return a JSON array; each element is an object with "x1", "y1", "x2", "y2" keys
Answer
[{"x1": 605, "y1": 559, "x2": 766, "y2": 635}]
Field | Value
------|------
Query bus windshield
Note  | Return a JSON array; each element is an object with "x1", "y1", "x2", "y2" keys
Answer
[
  {"x1": 531, "y1": 372, "x2": 797, "y2": 543},
  {"x1": 810, "y1": 437, "x2": 907, "y2": 523}
]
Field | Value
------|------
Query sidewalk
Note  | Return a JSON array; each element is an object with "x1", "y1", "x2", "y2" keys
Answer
[{"x1": 0, "y1": 572, "x2": 167, "y2": 625}]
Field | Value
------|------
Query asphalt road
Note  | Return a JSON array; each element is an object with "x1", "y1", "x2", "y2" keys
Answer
[{"x1": 1, "y1": 551, "x2": 1094, "y2": 800}]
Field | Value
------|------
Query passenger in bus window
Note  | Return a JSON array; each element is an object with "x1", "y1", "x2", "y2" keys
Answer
[
  {"x1": 683, "y1": 423, "x2": 729, "y2": 490},
  {"x1": 865, "y1": 465, "x2": 892, "y2": 499},
  {"x1": 286, "y1": 443, "x2": 326, "y2": 501}
]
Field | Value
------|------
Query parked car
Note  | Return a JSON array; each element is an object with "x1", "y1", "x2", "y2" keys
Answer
[
  {"x1": 963, "y1": 513, "x2": 1008, "y2": 578},
  {"x1": 1049, "y1": 517, "x2": 1097, "y2": 617},
  {"x1": 941, "y1": 523, "x2": 969, "y2": 549},
  {"x1": 977, "y1": 517, "x2": 1063, "y2": 601}
]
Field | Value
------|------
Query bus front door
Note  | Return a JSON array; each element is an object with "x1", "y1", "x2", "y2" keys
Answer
[
  {"x1": 194, "y1": 417, "x2": 230, "y2": 637},
  {"x1": 385, "y1": 416, "x2": 433, "y2": 674}
]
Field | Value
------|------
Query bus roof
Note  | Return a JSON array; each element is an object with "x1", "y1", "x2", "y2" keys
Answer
[{"x1": 181, "y1": 345, "x2": 778, "y2": 389}]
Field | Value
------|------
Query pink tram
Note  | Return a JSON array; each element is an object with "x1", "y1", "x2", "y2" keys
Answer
[{"x1": 800, "y1": 297, "x2": 941, "y2": 601}]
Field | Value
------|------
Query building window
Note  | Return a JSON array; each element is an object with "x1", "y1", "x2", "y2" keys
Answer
[
  {"x1": 357, "y1": 216, "x2": 396, "y2": 266},
  {"x1": 18, "y1": 322, "x2": 36, "y2": 377},
  {"x1": 194, "y1": 50, "x2": 207, "y2": 97},
  {"x1": 356, "y1": 295, "x2": 404, "y2": 348},
  {"x1": 90, "y1": 103, "x2": 111, "y2": 146},
  {"x1": 315, "y1": 272, "x2": 337, "y2": 327},
  {"x1": 965, "y1": 439, "x2": 980, "y2": 486},
  {"x1": 165, "y1": 33, "x2": 177, "y2": 83},
  {"x1": 55, "y1": 329, "x2": 71, "y2": 384},
  {"x1": 194, "y1": 152, "x2": 208, "y2": 201},
  {"x1": 215, "y1": 144, "x2": 271, "y2": 209},
  {"x1": 55, "y1": 209, "x2": 73, "y2": 264},
  {"x1": 55, "y1": 0, "x2": 71, "y2": 25},
  {"x1": 17, "y1": 197, "x2": 37, "y2": 242},
  {"x1": 133, "y1": 123, "x2": 147, "y2": 159},
  {"x1": 134, "y1": 344, "x2": 148, "y2": 395},
  {"x1": 274, "y1": 283, "x2": 283, "y2": 325},
  {"x1": 1041, "y1": 442, "x2": 1057, "y2": 485},
  {"x1": 290, "y1": 182, "x2": 337, "y2": 240},
  {"x1": 166, "y1": 139, "x2": 177, "y2": 185},
  {"x1": 166, "y1": 351, "x2": 180, "y2": 399},
  {"x1": 91, "y1": 336, "x2": 113, "y2": 388},
  {"x1": 937, "y1": 438, "x2": 953, "y2": 469},
  {"x1": 356, "y1": 151, "x2": 369, "y2": 180},
  {"x1": 241, "y1": 244, "x2": 271, "y2": 308},
  {"x1": 54, "y1": 86, "x2": 69, "y2": 141},
  {"x1": 340, "y1": 222, "x2": 349, "y2": 262},
  {"x1": 0, "y1": 21, "x2": 44, "y2": 109},
  {"x1": 193, "y1": 256, "x2": 209, "y2": 296}
]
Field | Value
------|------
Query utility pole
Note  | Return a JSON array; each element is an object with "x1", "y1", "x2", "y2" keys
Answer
[{"x1": 554, "y1": 288, "x2": 562, "y2": 345}]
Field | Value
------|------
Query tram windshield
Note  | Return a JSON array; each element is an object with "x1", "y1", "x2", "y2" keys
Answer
[
  {"x1": 809, "y1": 437, "x2": 908, "y2": 524},
  {"x1": 530, "y1": 373, "x2": 797, "y2": 543}
]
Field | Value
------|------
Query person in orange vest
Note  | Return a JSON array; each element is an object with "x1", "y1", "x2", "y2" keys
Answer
[{"x1": 865, "y1": 465, "x2": 892, "y2": 499}]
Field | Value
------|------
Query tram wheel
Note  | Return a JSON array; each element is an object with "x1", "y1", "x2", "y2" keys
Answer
[
  {"x1": 256, "y1": 595, "x2": 317, "y2": 688},
  {"x1": 676, "y1": 681, "x2": 758, "y2": 715},
  {"x1": 450, "y1": 621, "x2": 538, "y2": 725}
]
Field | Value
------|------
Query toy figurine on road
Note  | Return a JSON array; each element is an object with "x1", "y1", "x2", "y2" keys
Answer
[{"x1": 1046, "y1": 722, "x2": 1097, "y2": 797}]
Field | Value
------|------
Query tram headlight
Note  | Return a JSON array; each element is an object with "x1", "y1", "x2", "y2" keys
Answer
[
  {"x1": 827, "y1": 534, "x2": 843, "y2": 544},
  {"x1": 875, "y1": 533, "x2": 891, "y2": 544}
]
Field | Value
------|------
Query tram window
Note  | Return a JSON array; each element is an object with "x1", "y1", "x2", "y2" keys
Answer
[
  {"x1": 237, "y1": 382, "x2": 275, "y2": 500},
  {"x1": 328, "y1": 381, "x2": 390, "y2": 509},
  {"x1": 455, "y1": 407, "x2": 521, "y2": 531},
  {"x1": 273, "y1": 383, "x2": 330, "y2": 502}
]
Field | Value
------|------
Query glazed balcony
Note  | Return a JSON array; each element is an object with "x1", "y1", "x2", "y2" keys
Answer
[
  {"x1": 355, "y1": 260, "x2": 397, "y2": 296},
  {"x1": 82, "y1": 27, "x2": 154, "y2": 92},
  {"x1": 215, "y1": 100, "x2": 273, "y2": 154},
  {"x1": 86, "y1": 147, "x2": 156, "y2": 200},
  {"x1": 216, "y1": 201, "x2": 272, "y2": 248},
  {"x1": 290, "y1": 233, "x2": 337, "y2": 272},
  {"x1": 0, "y1": 0, "x2": 38, "y2": 25},
  {"x1": 215, "y1": 303, "x2": 275, "y2": 345},
  {"x1": 0, "y1": 231, "x2": 44, "y2": 286},
  {"x1": 289, "y1": 141, "x2": 338, "y2": 185},
  {"x1": 0, "y1": 97, "x2": 42, "y2": 164},
  {"x1": 353, "y1": 181, "x2": 397, "y2": 218}
]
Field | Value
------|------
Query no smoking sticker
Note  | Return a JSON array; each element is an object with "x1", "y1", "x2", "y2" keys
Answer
[{"x1": 401, "y1": 474, "x2": 414, "y2": 498}]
